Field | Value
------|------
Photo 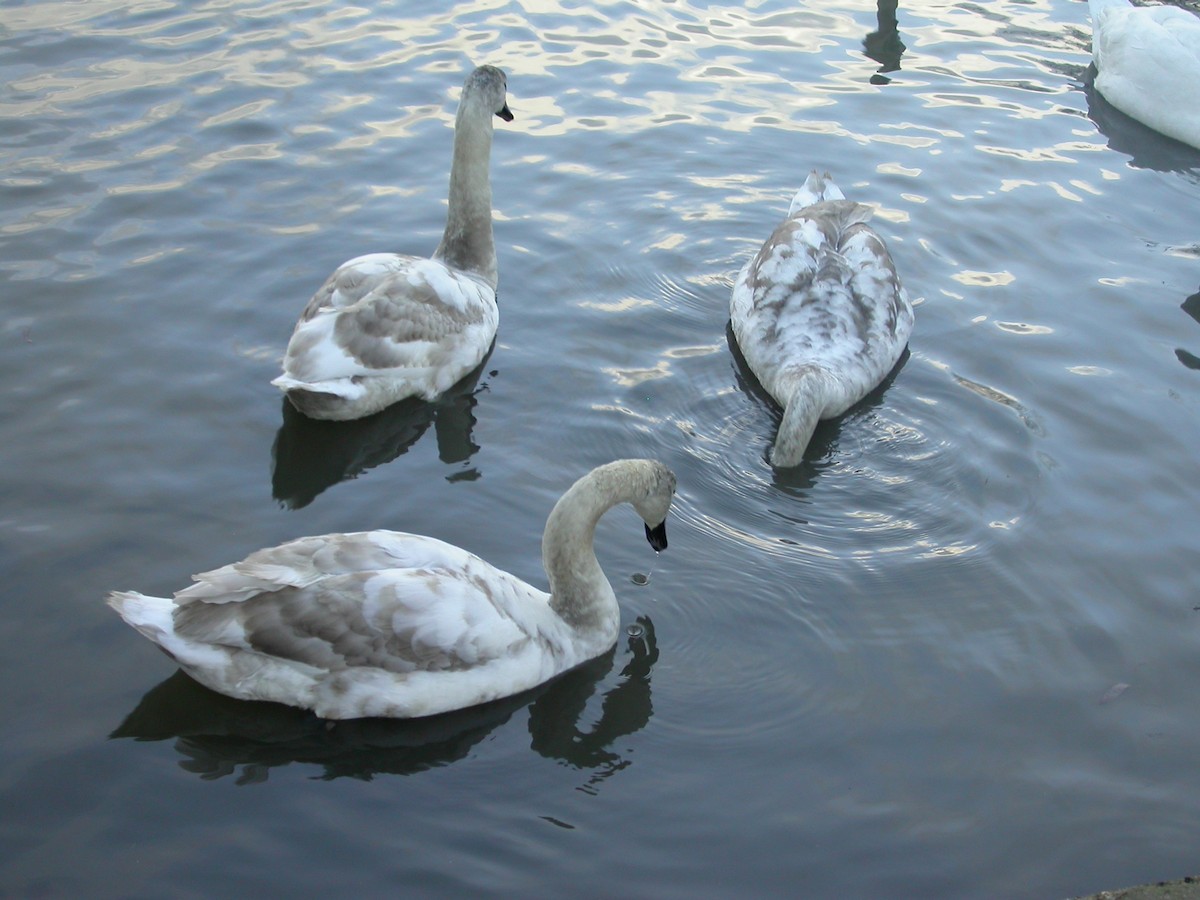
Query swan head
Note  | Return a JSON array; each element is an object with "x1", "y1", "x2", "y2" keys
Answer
[
  {"x1": 631, "y1": 461, "x2": 677, "y2": 552},
  {"x1": 465, "y1": 64, "x2": 514, "y2": 123}
]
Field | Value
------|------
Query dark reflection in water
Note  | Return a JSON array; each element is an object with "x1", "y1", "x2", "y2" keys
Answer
[
  {"x1": 528, "y1": 616, "x2": 658, "y2": 795},
  {"x1": 862, "y1": 0, "x2": 906, "y2": 85},
  {"x1": 271, "y1": 358, "x2": 492, "y2": 509},
  {"x1": 110, "y1": 618, "x2": 659, "y2": 786},
  {"x1": 1177, "y1": 287, "x2": 1200, "y2": 371},
  {"x1": 1083, "y1": 76, "x2": 1200, "y2": 175}
]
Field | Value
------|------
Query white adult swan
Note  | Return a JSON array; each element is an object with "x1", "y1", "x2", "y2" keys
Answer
[
  {"x1": 272, "y1": 65, "x2": 514, "y2": 420},
  {"x1": 1088, "y1": 0, "x2": 1200, "y2": 151},
  {"x1": 107, "y1": 460, "x2": 676, "y2": 720},
  {"x1": 730, "y1": 171, "x2": 915, "y2": 467}
]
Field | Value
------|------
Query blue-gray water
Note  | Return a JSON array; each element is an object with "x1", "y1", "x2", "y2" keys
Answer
[{"x1": 3, "y1": 1, "x2": 1199, "y2": 897}]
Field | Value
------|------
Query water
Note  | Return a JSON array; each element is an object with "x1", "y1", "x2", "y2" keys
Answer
[{"x1": 3, "y1": 1, "x2": 1199, "y2": 896}]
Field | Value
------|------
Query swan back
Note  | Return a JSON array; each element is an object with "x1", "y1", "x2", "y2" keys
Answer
[{"x1": 1089, "y1": 0, "x2": 1200, "y2": 150}]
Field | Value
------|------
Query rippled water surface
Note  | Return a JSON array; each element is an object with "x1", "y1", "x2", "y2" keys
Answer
[{"x1": 4, "y1": 1, "x2": 1200, "y2": 896}]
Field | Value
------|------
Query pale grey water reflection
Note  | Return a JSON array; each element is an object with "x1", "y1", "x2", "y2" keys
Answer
[{"x1": 3, "y1": 0, "x2": 1200, "y2": 897}]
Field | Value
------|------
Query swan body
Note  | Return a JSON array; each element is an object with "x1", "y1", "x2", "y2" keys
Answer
[
  {"x1": 273, "y1": 65, "x2": 513, "y2": 420},
  {"x1": 107, "y1": 460, "x2": 676, "y2": 720},
  {"x1": 730, "y1": 171, "x2": 914, "y2": 467},
  {"x1": 1088, "y1": 0, "x2": 1200, "y2": 150}
]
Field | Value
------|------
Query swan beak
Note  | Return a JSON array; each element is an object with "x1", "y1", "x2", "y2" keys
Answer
[
  {"x1": 644, "y1": 521, "x2": 668, "y2": 552},
  {"x1": 497, "y1": 103, "x2": 514, "y2": 123}
]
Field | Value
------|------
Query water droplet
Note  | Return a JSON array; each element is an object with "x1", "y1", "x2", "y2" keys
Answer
[
  {"x1": 631, "y1": 572, "x2": 649, "y2": 585},
  {"x1": 626, "y1": 622, "x2": 645, "y2": 638}
]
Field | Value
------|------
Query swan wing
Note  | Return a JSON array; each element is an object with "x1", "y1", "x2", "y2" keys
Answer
[
  {"x1": 277, "y1": 255, "x2": 498, "y2": 392},
  {"x1": 172, "y1": 531, "x2": 548, "y2": 674}
]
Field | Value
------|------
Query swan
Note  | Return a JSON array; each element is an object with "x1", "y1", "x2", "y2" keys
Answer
[
  {"x1": 729, "y1": 171, "x2": 914, "y2": 467},
  {"x1": 1088, "y1": 0, "x2": 1200, "y2": 151},
  {"x1": 107, "y1": 459, "x2": 677, "y2": 720},
  {"x1": 272, "y1": 65, "x2": 514, "y2": 420}
]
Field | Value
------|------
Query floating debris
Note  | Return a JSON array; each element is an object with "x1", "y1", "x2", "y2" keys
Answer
[{"x1": 1099, "y1": 682, "x2": 1130, "y2": 705}]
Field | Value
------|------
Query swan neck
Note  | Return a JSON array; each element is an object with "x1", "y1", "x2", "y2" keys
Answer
[
  {"x1": 435, "y1": 105, "x2": 498, "y2": 288},
  {"x1": 542, "y1": 464, "x2": 640, "y2": 638},
  {"x1": 771, "y1": 368, "x2": 827, "y2": 467}
]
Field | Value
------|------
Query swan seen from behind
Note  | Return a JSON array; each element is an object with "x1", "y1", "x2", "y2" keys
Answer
[
  {"x1": 1088, "y1": 0, "x2": 1200, "y2": 151},
  {"x1": 107, "y1": 460, "x2": 677, "y2": 720},
  {"x1": 272, "y1": 65, "x2": 514, "y2": 420},
  {"x1": 729, "y1": 171, "x2": 914, "y2": 467}
]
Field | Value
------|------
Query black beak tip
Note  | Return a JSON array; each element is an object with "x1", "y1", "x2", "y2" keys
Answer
[
  {"x1": 644, "y1": 521, "x2": 668, "y2": 552},
  {"x1": 497, "y1": 104, "x2": 514, "y2": 123}
]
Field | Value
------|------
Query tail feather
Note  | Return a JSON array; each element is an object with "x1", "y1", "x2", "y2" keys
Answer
[
  {"x1": 107, "y1": 590, "x2": 175, "y2": 643},
  {"x1": 789, "y1": 170, "x2": 846, "y2": 216},
  {"x1": 271, "y1": 373, "x2": 357, "y2": 398}
]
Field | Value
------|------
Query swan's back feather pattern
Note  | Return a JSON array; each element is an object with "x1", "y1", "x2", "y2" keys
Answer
[{"x1": 730, "y1": 172, "x2": 914, "y2": 465}]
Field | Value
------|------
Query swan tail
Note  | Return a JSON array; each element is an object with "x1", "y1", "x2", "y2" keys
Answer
[
  {"x1": 271, "y1": 373, "x2": 357, "y2": 398},
  {"x1": 273, "y1": 374, "x2": 376, "y2": 420},
  {"x1": 107, "y1": 590, "x2": 176, "y2": 645},
  {"x1": 789, "y1": 170, "x2": 847, "y2": 216}
]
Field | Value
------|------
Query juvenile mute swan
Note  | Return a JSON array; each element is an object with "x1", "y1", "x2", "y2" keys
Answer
[
  {"x1": 107, "y1": 460, "x2": 677, "y2": 720},
  {"x1": 272, "y1": 65, "x2": 514, "y2": 420},
  {"x1": 730, "y1": 171, "x2": 914, "y2": 467},
  {"x1": 1088, "y1": 0, "x2": 1200, "y2": 151}
]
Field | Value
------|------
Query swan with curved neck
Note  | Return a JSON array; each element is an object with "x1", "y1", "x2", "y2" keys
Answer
[
  {"x1": 272, "y1": 65, "x2": 513, "y2": 420},
  {"x1": 107, "y1": 460, "x2": 677, "y2": 720},
  {"x1": 730, "y1": 170, "x2": 914, "y2": 467}
]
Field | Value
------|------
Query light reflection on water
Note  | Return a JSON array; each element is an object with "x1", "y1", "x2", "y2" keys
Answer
[{"x1": 3, "y1": 0, "x2": 1200, "y2": 897}]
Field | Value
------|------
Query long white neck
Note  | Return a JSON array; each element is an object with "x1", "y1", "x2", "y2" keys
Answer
[
  {"x1": 434, "y1": 103, "x2": 498, "y2": 289},
  {"x1": 542, "y1": 462, "x2": 655, "y2": 646}
]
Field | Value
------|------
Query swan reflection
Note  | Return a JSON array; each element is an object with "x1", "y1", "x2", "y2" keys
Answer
[
  {"x1": 1178, "y1": 287, "x2": 1200, "y2": 372},
  {"x1": 862, "y1": 0, "x2": 906, "y2": 85},
  {"x1": 110, "y1": 617, "x2": 659, "y2": 786},
  {"x1": 271, "y1": 358, "x2": 491, "y2": 509}
]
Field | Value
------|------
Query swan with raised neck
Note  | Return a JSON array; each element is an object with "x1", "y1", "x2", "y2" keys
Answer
[{"x1": 272, "y1": 64, "x2": 514, "y2": 421}]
